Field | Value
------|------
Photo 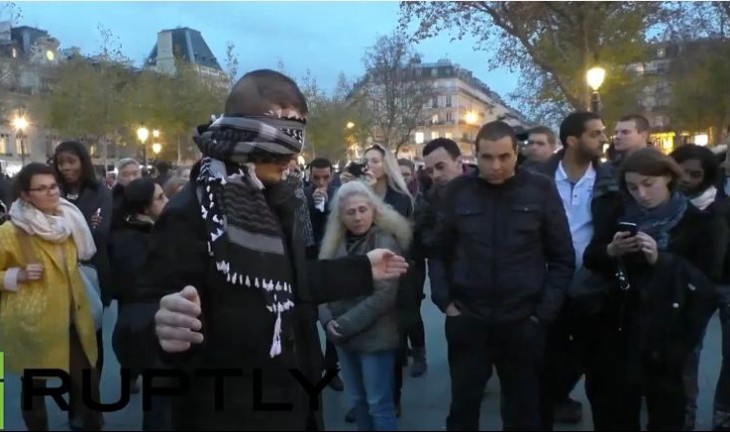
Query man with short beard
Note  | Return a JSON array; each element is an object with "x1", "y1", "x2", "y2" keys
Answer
[
  {"x1": 139, "y1": 70, "x2": 409, "y2": 431},
  {"x1": 533, "y1": 111, "x2": 618, "y2": 430}
]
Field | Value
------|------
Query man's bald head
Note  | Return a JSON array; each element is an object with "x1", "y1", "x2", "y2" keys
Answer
[{"x1": 224, "y1": 69, "x2": 308, "y2": 118}]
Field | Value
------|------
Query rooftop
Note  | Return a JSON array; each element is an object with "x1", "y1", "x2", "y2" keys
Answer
[{"x1": 145, "y1": 27, "x2": 222, "y2": 71}]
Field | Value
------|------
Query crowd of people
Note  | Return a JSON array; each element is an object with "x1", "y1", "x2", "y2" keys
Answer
[{"x1": 0, "y1": 68, "x2": 728, "y2": 432}]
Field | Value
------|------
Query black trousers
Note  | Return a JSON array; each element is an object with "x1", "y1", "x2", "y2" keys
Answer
[
  {"x1": 404, "y1": 259, "x2": 427, "y2": 350},
  {"x1": 323, "y1": 340, "x2": 339, "y2": 371},
  {"x1": 585, "y1": 329, "x2": 687, "y2": 431},
  {"x1": 539, "y1": 310, "x2": 586, "y2": 430},
  {"x1": 445, "y1": 314, "x2": 545, "y2": 431}
]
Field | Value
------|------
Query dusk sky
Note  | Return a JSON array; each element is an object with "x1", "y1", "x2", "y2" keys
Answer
[{"x1": 17, "y1": 1, "x2": 520, "y2": 105}]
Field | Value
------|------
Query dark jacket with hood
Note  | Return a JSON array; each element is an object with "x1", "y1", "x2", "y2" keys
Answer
[{"x1": 135, "y1": 162, "x2": 382, "y2": 431}]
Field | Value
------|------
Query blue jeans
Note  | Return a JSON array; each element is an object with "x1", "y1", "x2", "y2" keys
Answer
[{"x1": 336, "y1": 347, "x2": 398, "y2": 431}]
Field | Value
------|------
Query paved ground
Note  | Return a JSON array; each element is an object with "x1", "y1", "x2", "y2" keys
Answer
[{"x1": 3, "y1": 282, "x2": 724, "y2": 431}]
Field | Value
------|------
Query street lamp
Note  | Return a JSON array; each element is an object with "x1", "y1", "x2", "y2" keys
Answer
[
  {"x1": 465, "y1": 111, "x2": 478, "y2": 125},
  {"x1": 137, "y1": 126, "x2": 149, "y2": 170},
  {"x1": 13, "y1": 114, "x2": 29, "y2": 166},
  {"x1": 152, "y1": 143, "x2": 162, "y2": 155},
  {"x1": 346, "y1": 122, "x2": 355, "y2": 129},
  {"x1": 586, "y1": 66, "x2": 606, "y2": 114}
]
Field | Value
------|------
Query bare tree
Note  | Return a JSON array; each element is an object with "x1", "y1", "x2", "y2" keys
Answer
[
  {"x1": 399, "y1": 2, "x2": 681, "y2": 125},
  {"x1": 361, "y1": 32, "x2": 434, "y2": 155},
  {"x1": 224, "y1": 40, "x2": 239, "y2": 89}
]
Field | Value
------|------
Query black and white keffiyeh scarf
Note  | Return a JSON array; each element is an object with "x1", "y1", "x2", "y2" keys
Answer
[{"x1": 192, "y1": 114, "x2": 306, "y2": 358}]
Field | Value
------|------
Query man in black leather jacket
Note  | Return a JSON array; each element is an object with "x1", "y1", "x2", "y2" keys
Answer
[{"x1": 430, "y1": 121, "x2": 575, "y2": 431}]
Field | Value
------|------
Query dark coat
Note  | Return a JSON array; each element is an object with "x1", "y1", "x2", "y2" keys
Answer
[
  {"x1": 135, "y1": 179, "x2": 379, "y2": 431},
  {"x1": 64, "y1": 181, "x2": 114, "y2": 305},
  {"x1": 108, "y1": 217, "x2": 159, "y2": 373},
  {"x1": 429, "y1": 168, "x2": 576, "y2": 323},
  {"x1": 582, "y1": 198, "x2": 724, "y2": 387}
]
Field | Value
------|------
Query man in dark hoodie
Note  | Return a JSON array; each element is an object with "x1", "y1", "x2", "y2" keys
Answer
[{"x1": 139, "y1": 69, "x2": 409, "y2": 431}]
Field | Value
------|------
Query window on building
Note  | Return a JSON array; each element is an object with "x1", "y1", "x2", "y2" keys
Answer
[
  {"x1": 431, "y1": 131, "x2": 439, "y2": 140},
  {"x1": 445, "y1": 132, "x2": 453, "y2": 140},
  {"x1": 463, "y1": 132, "x2": 470, "y2": 141},
  {"x1": 446, "y1": 95, "x2": 452, "y2": 107},
  {"x1": 0, "y1": 134, "x2": 8, "y2": 155},
  {"x1": 431, "y1": 68, "x2": 438, "y2": 78},
  {"x1": 14, "y1": 135, "x2": 25, "y2": 155},
  {"x1": 432, "y1": 114, "x2": 439, "y2": 124},
  {"x1": 432, "y1": 96, "x2": 438, "y2": 109},
  {"x1": 415, "y1": 132, "x2": 425, "y2": 144},
  {"x1": 446, "y1": 112, "x2": 453, "y2": 122}
]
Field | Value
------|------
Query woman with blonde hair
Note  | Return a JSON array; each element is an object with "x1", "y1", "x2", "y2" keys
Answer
[
  {"x1": 0, "y1": 162, "x2": 102, "y2": 431},
  {"x1": 319, "y1": 180, "x2": 412, "y2": 431},
  {"x1": 342, "y1": 144, "x2": 414, "y2": 218}
]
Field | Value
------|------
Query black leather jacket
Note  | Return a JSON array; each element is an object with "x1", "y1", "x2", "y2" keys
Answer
[{"x1": 429, "y1": 168, "x2": 575, "y2": 323}]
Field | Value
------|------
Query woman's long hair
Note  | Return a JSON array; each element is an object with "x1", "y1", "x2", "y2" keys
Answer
[
  {"x1": 365, "y1": 144, "x2": 414, "y2": 203},
  {"x1": 52, "y1": 141, "x2": 99, "y2": 193},
  {"x1": 319, "y1": 180, "x2": 412, "y2": 260}
]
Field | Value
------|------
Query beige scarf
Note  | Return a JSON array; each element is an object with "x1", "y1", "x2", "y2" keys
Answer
[{"x1": 9, "y1": 198, "x2": 97, "y2": 261}]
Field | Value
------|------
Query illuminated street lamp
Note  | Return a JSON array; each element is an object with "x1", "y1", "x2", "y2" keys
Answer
[
  {"x1": 137, "y1": 127, "x2": 149, "y2": 143},
  {"x1": 13, "y1": 114, "x2": 29, "y2": 166},
  {"x1": 152, "y1": 143, "x2": 162, "y2": 155},
  {"x1": 465, "y1": 111, "x2": 479, "y2": 125},
  {"x1": 137, "y1": 126, "x2": 150, "y2": 169},
  {"x1": 346, "y1": 122, "x2": 355, "y2": 129},
  {"x1": 586, "y1": 66, "x2": 606, "y2": 114}
]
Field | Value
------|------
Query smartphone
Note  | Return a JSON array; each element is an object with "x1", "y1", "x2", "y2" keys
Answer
[
  {"x1": 346, "y1": 161, "x2": 367, "y2": 178},
  {"x1": 617, "y1": 221, "x2": 638, "y2": 236}
]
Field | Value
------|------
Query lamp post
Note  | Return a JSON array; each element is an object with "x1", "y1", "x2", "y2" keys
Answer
[
  {"x1": 465, "y1": 111, "x2": 478, "y2": 125},
  {"x1": 13, "y1": 114, "x2": 29, "y2": 167},
  {"x1": 152, "y1": 143, "x2": 162, "y2": 156},
  {"x1": 137, "y1": 126, "x2": 149, "y2": 172},
  {"x1": 586, "y1": 66, "x2": 606, "y2": 114}
]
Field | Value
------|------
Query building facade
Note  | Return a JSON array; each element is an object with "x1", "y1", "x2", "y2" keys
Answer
[
  {"x1": 407, "y1": 59, "x2": 530, "y2": 160},
  {"x1": 145, "y1": 27, "x2": 230, "y2": 90},
  {"x1": 630, "y1": 39, "x2": 729, "y2": 152},
  {"x1": 0, "y1": 22, "x2": 62, "y2": 175},
  {"x1": 351, "y1": 59, "x2": 531, "y2": 161}
]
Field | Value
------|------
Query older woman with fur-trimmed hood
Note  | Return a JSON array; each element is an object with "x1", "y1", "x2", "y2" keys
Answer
[{"x1": 318, "y1": 179, "x2": 412, "y2": 431}]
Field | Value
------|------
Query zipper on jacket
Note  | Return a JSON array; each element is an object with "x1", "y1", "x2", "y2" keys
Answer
[{"x1": 490, "y1": 188, "x2": 499, "y2": 309}]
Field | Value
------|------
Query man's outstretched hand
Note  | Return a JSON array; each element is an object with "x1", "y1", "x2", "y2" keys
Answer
[
  {"x1": 155, "y1": 285, "x2": 204, "y2": 353},
  {"x1": 366, "y1": 248, "x2": 409, "y2": 281}
]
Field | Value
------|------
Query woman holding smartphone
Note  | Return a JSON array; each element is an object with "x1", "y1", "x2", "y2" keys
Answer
[{"x1": 582, "y1": 148, "x2": 728, "y2": 431}]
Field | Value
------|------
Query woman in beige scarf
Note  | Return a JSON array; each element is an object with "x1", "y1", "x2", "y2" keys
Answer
[{"x1": 0, "y1": 162, "x2": 102, "y2": 431}]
